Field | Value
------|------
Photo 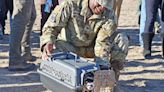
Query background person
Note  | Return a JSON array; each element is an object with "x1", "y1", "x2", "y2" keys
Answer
[
  {"x1": 9, "y1": 0, "x2": 37, "y2": 71},
  {"x1": 139, "y1": 0, "x2": 161, "y2": 47},
  {"x1": 142, "y1": 0, "x2": 164, "y2": 58},
  {"x1": 0, "y1": 0, "x2": 13, "y2": 35},
  {"x1": 40, "y1": 0, "x2": 58, "y2": 35}
]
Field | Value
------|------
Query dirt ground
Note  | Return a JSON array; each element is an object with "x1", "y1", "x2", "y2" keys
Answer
[{"x1": 0, "y1": 0, "x2": 164, "y2": 92}]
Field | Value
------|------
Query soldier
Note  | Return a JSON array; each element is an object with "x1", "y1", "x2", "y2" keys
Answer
[{"x1": 41, "y1": 0, "x2": 129, "y2": 91}]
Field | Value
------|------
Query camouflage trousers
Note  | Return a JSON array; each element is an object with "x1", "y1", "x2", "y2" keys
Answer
[{"x1": 53, "y1": 31, "x2": 129, "y2": 71}]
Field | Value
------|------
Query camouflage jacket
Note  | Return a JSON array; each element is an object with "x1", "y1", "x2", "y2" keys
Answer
[{"x1": 41, "y1": 0, "x2": 117, "y2": 49}]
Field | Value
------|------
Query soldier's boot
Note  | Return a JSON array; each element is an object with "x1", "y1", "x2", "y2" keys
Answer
[
  {"x1": 22, "y1": 45, "x2": 37, "y2": 62},
  {"x1": 141, "y1": 32, "x2": 154, "y2": 59},
  {"x1": 161, "y1": 33, "x2": 164, "y2": 58},
  {"x1": 94, "y1": 70, "x2": 116, "y2": 92},
  {"x1": 22, "y1": 53, "x2": 37, "y2": 62}
]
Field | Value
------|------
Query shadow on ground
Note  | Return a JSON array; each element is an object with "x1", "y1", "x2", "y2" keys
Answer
[
  {"x1": 120, "y1": 78, "x2": 164, "y2": 92},
  {"x1": 0, "y1": 30, "x2": 40, "y2": 61},
  {"x1": 125, "y1": 60, "x2": 164, "y2": 67},
  {"x1": 0, "y1": 31, "x2": 46, "y2": 92},
  {"x1": 123, "y1": 60, "x2": 164, "y2": 75},
  {"x1": 0, "y1": 67, "x2": 48, "y2": 92},
  {"x1": 118, "y1": 28, "x2": 161, "y2": 46},
  {"x1": 119, "y1": 59, "x2": 164, "y2": 92}
]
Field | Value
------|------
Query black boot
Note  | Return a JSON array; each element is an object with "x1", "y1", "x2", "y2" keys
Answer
[
  {"x1": 161, "y1": 33, "x2": 164, "y2": 58},
  {"x1": 141, "y1": 32, "x2": 154, "y2": 59}
]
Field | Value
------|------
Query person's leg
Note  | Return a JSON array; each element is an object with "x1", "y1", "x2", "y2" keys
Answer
[
  {"x1": 138, "y1": 0, "x2": 142, "y2": 25},
  {"x1": 142, "y1": 0, "x2": 161, "y2": 58},
  {"x1": 0, "y1": 24, "x2": 3, "y2": 39},
  {"x1": 94, "y1": 23, "x2": 128, "y2": 91},
  {"x1": 115, "y1": 0, "x2": 123, "y2": 20},
  {"x1": 0, "y1": 10, "x2": 3, "y2": 36},
  {"x1": 40, "y1": 4, "x2": 50, "y2": 35},
  {"x1": 94, "y1": 28, "x2": 114, "y2": 67},
  {"x1": 21, "y1": 0, "x2": 36, "y2": 61},
  {"x1": 102, "y1": 33, "x2": 129, "y2": 92},
  {"x1": 110, "y1": 32, "x2": 129, "y2": 78},
  {"x1": 139, "y1": 0, "x2": 146, "y2": 47},
  {"x1": 6, "y1": 0, "x2": 13, "y2": 15},
  {"x1": 0, "y1": 0, "x2": 6, "y2": 35},
  {"x1": 160, "y1": 0, "x2": 164, "y2": 57},
  {"x1": 144, "y1": 0, "x2": 161, "y2": 33},
  {"x1": 0, "y1": 15, "x2": 4, "y2": 36},
  {"x1": 9, "y1": 0, "x2": 35, "y2": 70},
  {"x1": 0, "y1": 17, "x2": 5, "y2": 35},
  {"x1": 6, "y1": 0, "x2": 13, "y2": 29},
  {"x1": 52, "y1": 0, "x2": 58, "y2": 8},
  {"x1": 40, "y1": 0, "x2": 58, "y2": 36},
  {"x1": 110, "y1": 32, "x2": 129, "y2": 92}
]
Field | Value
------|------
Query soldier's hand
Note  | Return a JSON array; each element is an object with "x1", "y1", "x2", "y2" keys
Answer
[
  {"x1": 89, "y1": 0, "x2": 107, "y2": 14},
  {"x1": 42, "y1": 42, "x2": 55, "y2": 60},
  {"x1": 94, "y1": 4, "x2": 106, "y2": 14}
]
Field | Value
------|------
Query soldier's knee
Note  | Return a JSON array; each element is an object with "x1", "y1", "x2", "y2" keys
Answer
[
  {"x1": 114, "y1": 33, "x2": 129, "y2": 54},
  {"x1": 110, "y1": 33, "x2": 129, "y2": 67}
]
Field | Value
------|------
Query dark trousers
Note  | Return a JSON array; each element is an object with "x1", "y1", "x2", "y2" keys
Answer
[
  {"x1": 144, "y1": 0, "x2": 164, "y2": 33},
  {"x1": 9, "y1": 0, "x2": 36, "y2": 63},
  {"x1": 5, "y1": 0, "x2": 13, "y2": 15},
  {"x1": 0, "y1": 0, "x2": 13, "y2": 35},
  {"x1": 41, "y1": 4, "x2": 51, "y2": 35},
  {"x1": 0, "y1": 16, "x2": 5, "y2": 34},
  {"x1": 0, "y1": 0, "x2": 6, "y2": 34},
  {"x1": 40, "y1": 0, "x2": 58, "y2": 35}
]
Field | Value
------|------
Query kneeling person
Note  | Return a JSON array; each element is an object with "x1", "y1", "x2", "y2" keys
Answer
[{"x1": 41, "y1": 0, "x2": 129, "y2": 91}]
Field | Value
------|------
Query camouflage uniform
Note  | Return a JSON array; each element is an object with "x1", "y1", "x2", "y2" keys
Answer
[{"x1": 41, "y1": 0, "x2": 129, "y2": 72}]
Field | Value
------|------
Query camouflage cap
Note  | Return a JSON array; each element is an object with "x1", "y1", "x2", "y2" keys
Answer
[{"x1": 96, "y1": 0, "x2": 114, "y2": 10}]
